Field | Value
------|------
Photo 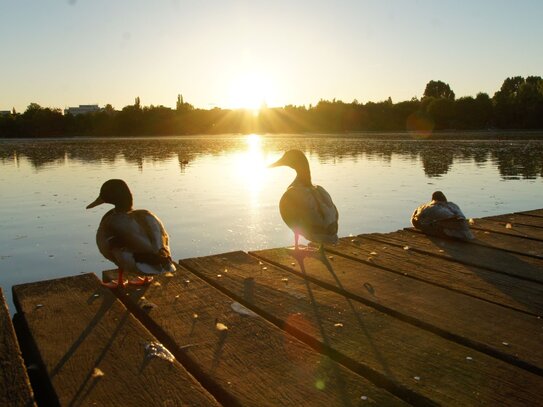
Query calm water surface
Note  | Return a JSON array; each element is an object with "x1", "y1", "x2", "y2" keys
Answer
[{"x1": 1, "y1": 135, "x2": 542, "y2": 310}]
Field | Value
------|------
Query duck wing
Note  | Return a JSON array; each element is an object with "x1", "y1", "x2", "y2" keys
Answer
[
  {"x1": 280, "y1": 184, "x2": 339, "y2": 244},
  {"x1": 100, "y1": 210, "x2": 174, "y2": 274}
]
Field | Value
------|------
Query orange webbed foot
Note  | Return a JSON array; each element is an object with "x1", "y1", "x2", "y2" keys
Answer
[{"x1": 101, "y1": 279, "x2": 128, "y2": 289}]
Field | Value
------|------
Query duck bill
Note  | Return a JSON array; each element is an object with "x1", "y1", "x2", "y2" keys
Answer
[
  {"x1": 86, "y1": 196, "x2": 105, "y2": 209},
  {"x1": 268, "y1": 157, "x2": 285, "y2": 168}
]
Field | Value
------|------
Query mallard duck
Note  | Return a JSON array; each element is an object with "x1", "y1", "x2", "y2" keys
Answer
[
  {"x1": 411, "y1": 191, "x2": 474, "y2": 241},
  {"x1": 86, "y1": 179, "x2": 175, "y2": 288},
  {"x1": 269, "y1": 149, "x2": 339, "y2": 251}
]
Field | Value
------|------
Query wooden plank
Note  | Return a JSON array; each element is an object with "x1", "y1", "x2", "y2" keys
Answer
[
  {"x1": 182, "y1": 251, "x2": 543, "y2": 406},
  {"x1": 470, "y1": 218, "x2": 543, "y2": 241},
  {"x1": 485, "y1": 213, "x2": 543, "y2": 229},
  {"x1": 103, "y1": 268, "x2": 405, "y2": 406},
  {"x1": 326, "y1": 237, "x2": 543, "y2": 315},
  {"x1": 12, "y1": 273, "x2": 219, "y2": 407},
  {"x1": 516, "y1": 209, "x2": 543, "y2": 218},
  {"x1": 365, "y1": 230, "x2": 543, "y2": 284},
  {"x1": 251, "y1": 247, "x2": 543, "y2": 375},
  {"x1": 431, "y1": 228, "x2": 543, "y2": 259},
  {"x1": 0, "y1": 287, "x2": 35, "y2": 407}
]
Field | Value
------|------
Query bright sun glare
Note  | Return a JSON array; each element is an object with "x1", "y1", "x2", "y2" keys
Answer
[
  {"x1": 236, "y1": 134, "x2": 267, "y2": 204},
  {"x1": 228, "y1": 73, "x2": 273, "y2": 113}
]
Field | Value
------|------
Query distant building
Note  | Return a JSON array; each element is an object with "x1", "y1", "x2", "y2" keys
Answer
[
  {"x1": 64, "y1": 104, "x2": 102, "y2": 116},
  {"x1": 0, "y1": 110, "x2": 11, "y2": 116}
]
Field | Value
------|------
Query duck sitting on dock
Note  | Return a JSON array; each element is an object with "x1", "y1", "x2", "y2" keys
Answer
[
  {"x1": 86, "y1": 179, "x2": 176, "y2": 288},
  {"x1": 411, "y1": 191, "x2": 474, "y2": 241},
  {"x1": 269, "y1": 149, "x2": 339, "y2": 252}
]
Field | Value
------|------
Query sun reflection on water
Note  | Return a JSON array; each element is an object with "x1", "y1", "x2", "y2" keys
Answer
[{"x1": 236, "y1": 134, "x2": 268, "y2": 207}]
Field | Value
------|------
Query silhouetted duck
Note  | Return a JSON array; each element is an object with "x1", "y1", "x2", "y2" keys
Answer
[
  {"x1": 269, "y1": 150, "x2": 339, "y2": 251},
  {"x1": 411, "y1": 191, "x2": 474, "y2": 241},
  {"x1": 86, "y1": 179, "x2": 176, "y2": 288}
]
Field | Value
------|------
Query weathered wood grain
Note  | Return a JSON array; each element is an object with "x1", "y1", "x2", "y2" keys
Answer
[
  {"x1": 485, "y1": 213, "x2": 543, "y2": 229},
  {"x1": 365, "y1": 230, "x2": 543, "y2": 284},
  {"x1": 469, "y1": 218, "x2": 543, "y2": 241},
  {"x1": 516, "y1": 209, "x2": 543, "y2": 218},
  {"x1": 12, "y1": 273, "x2": 219, "y2": 407},
  {"x1": 182, "y1": 251, "x2": 543, "y2": 406},
  {"x1": 325, "y1": 237, "x2": 543, "y2": 315},
  {"x1": 251, "y1": 247, "x2": 543, "y2": 375},
  {"x1": 103, "y1": 268, "x2": 405, "y2": 407},
  {"x1": 0, "y1": 288, "x2": 35, "y2": 407},
  {"x1": 426, "y1": 227, "x2": 543, "y2": 259}
]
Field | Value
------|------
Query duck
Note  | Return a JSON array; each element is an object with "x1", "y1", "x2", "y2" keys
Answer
[
  {"x1": 86, "y1": 179, "x2": 176, "y2": 288},
  {"x1": 411, "y1": 191, "x2": 474, "y2": 241},
  {"x1": 269, "y1": 149, "x2": 339, "y2": 252}
]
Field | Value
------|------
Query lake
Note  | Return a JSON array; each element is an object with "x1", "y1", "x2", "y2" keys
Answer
[{"x1": 1, "y1": 134, "x2": 542, "y2": 311}]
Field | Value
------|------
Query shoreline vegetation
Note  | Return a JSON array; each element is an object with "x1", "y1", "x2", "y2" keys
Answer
[{"x1": 1, "y1": 77, "x2": 542, "y2": 138}]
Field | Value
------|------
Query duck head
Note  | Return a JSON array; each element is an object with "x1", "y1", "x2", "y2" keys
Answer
[
  {"x1": 269, "y1": 149, "x2": 311, "y2": 185},
  {"x1": 431, "y1": 191, "x2": 447, "y2": 202},
  {"x1": 86, "y1": 179, "x2": 133, "y2": 211}
]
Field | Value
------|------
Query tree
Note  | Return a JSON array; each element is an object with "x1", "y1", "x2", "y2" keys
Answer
[
  {"x1": 176, "y1": 94, "x2": 184, "y2": 110},
  {"x1": 134, "y1": 96, "x2": 141, "y2": 109},
  {"x1": 427, "y1": 98, "x2": 455, "y2": 129},
  {"x1": 423, "y1": 80, "x2": 455, "y2": 100}
]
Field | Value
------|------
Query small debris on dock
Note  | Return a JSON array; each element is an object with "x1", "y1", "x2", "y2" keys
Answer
[
  {"x1": 370, "y1": 251, "x2": 377, "y2": 256},
  {"x1": 505, "y1": 223, "x2": 512, "y2": 229},
  {"x1": 502, "y1": 341, "x2": 510, "y2": 346},
  {"x1": 231, "y1": 302, "x2": 257, "y2": 317},
  {"x1": 466, "y1": 356, "x2": 473, "y2": 361},
  {"x1": 468, "y1": 218, "x2": 475, "y2": 225},
  {"x1": 334, "y1": 323, "x2": 344, "y2": 328},
  {"x1": 403, "y1": 246, "x2": 410, "y2": 251},
  {"x1": 92, "y1": 368, "x2": 105, "y2": 378},
  {"x1": 215, "y1": 321, "x2": 228, "y2": 332},
  {"x1": 144, "y1": 342, "x2": 175, "y2": 363},
  {"x1": 36, "y1": 304, "x2": 43, "y2": 309},
  {"x1": 163, "y1": 271, "x2": 174, "y2": 277},
  {"x1": 413, "y1": 376, "x2": 420, "y2": 381}
]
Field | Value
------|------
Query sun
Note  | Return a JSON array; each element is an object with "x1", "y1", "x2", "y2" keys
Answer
[{"x1": 228, "y1": 72, "x2": 273, "y2": 113}]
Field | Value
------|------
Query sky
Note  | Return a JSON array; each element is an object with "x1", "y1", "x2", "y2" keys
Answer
[{"x1": 1, "y1": 0, "x2": 542, "y2": 112}]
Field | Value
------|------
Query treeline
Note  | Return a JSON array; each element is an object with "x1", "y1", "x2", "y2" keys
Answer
[{"x1": 1, "y1": 76, "x2": 542, "y2": 138}]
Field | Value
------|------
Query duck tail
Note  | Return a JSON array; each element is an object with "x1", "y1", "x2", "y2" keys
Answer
[
  {"x1": 440, "y1": 218, "x2": 474, "y2": 241},
  {"x1": 134, "y1": 248, "x2": 175, "y2": 273}
]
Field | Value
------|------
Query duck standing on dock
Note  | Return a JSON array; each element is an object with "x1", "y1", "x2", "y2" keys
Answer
[
  {"x1": 411, "y1": 191, "x2": 474, "y2": 241},
  {"x1": 269, "y1": 149, "x2": 339, "y2": 252},
  {"x1": 86, "y1": 179, "x2": 176, "y2": 288}
]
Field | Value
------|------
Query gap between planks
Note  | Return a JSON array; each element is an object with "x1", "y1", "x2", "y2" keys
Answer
[
  {"x1": 178, "y1": 258, "x2": 437, "y2": 407},
  {"x1": 247, "y1": 250, "x2": 543, "y2": 377},
  {"x1": 364, "y1": 232, "x2": 543, "y2": 286}
]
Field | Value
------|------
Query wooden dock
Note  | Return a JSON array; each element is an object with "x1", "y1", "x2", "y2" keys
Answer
[{"x1": 3, "y1": 209, "x2": 543, "y2": 406}]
